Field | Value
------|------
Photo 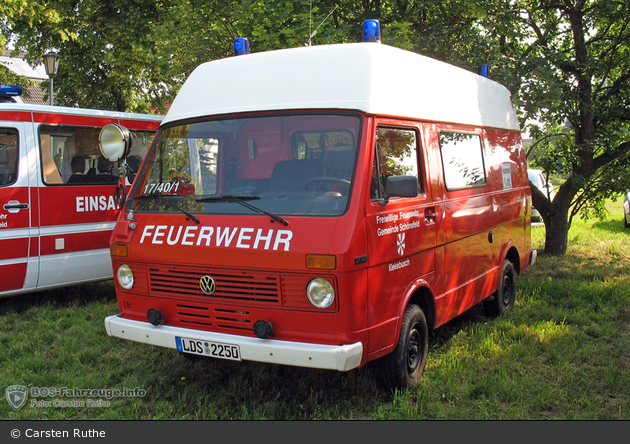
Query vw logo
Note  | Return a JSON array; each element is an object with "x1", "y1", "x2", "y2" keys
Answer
[{"x1": 199, "y1": 276, "x2": 216, "y2": 295}]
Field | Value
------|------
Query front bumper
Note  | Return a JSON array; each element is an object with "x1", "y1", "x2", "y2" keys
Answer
[
  {"x1": 530, "y1": 249, "x2": 538, "y2": 267},
  {"x1": 104, "y1": 315, "x2": 363, "y2": 372}
]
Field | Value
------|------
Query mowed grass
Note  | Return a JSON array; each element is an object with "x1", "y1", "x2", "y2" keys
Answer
[{"x1": 1, "y1": 199, "x2": 629, "y2": 420}]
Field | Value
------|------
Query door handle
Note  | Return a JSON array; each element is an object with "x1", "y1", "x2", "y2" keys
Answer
[
  {"x1": 3, "y1": 200, "x2": 29, "y2": 213},
  {"x1": 425, "y1": 207, "x2": 437, "y2": 219},
  {"x1": 4, "y1": 203, "x2": 28, "y2": 209}
]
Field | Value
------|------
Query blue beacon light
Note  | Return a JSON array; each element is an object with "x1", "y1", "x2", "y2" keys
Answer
[
  {"x1": 234, "y1": 37, "x2": 250, "y2": 56},
  {"x1": 363, "y1": 19, "x2": 381, "y2": 43},
  {"x1": 478, "y1": 65, "x2": 490, "y2": 79},
  {"x1": 0, "y1": 85, "x2": 23, "y2": 96}
]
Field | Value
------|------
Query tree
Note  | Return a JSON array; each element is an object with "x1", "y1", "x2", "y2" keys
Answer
[
  {"x1": 0, "y1": 1, "x2": 43, "y2": 97},
  {"x1": 327, "y1": 0, "x2": 630, "y2": 257},
  {"x1": 498, "y1": 0, "x2": 630, "y2": 255},
  {"x1": 2, "y1": 0, "x2": 177, "y2": 112},
  {"x1": 4, "y1": 1, "x2": 629, "y2": 256}
]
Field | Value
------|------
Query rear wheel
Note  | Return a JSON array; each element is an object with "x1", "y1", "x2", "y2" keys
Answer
[
  {"x1": 381, "y1": 304, "x2": 428, "y2": 390},
  {"x1": 484, "y1": 259, "x2": 516, "y2": 317}
]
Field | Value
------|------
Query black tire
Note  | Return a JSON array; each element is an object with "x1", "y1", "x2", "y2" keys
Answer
[
  {"x1": 381, "y1": 304, "x2": 428, "y2": 390},
  {"x1": 484, "y1": 259, "x2": 516, "y2": 318}
]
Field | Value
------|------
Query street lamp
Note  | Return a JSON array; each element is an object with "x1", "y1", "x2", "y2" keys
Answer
[{"x1": 42, "y1": 51, "x2": 61, "y2": 106}]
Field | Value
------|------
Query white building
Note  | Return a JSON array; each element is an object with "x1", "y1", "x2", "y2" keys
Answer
[{"x1": 0, "y1": 49, "x2": 49, "y2": 104}]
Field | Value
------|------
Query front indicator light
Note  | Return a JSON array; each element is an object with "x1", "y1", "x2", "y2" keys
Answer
[
  {"x1": 306, "y1": 278, "x2": 335, "y2": 309},
  {"x1": 117, "y1": 264, "x2": 134, "y2": 290},
  {"x1": 306, "y1": 254, "x2": 336, "y2": 270},
  {"x1": 111, "y1": 243, "x2": 128, "y2": 257}
]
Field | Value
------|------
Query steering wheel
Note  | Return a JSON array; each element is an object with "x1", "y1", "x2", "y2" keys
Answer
[{"x1": 304, "y1": 176, "x2": 351, "y2": 192}]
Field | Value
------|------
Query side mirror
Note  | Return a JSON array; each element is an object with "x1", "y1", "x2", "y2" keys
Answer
[
  {"x1": 382, "y1": 176, "x2": 418, "y2": 204},
  {"x1": 99, "y1": 123, "x2": 133, "y2": 162}
]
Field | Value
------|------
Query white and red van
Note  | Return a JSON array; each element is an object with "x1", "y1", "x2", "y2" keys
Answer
[
  {"x1": 0, "y1": 94, "x2": 162, "y2": 297},
  {"x1": 100, "y1": 22, "x2": 536, "y2": 389}
]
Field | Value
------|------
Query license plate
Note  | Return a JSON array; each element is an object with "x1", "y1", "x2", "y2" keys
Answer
[{"x1": 176, "y1": 336, "x2": 241, "y2": 361}]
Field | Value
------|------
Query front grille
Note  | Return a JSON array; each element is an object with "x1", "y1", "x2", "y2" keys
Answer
[
  {"x1": 174, "y1": 303, "x2": 252, "y2": 330},
  {"x1": 148, "y1": 266, "x2": 281, "y2": 305}
]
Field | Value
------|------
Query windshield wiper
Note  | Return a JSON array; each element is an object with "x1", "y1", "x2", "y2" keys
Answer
[
  {"x1": 196, "y1": 195, "x2": 289, "y2": 226},
  {"x1": 133, "y1": 194, "x2": 201, "y2": 224}
]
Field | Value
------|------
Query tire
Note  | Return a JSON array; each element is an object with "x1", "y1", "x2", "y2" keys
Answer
[
  {"x1": 381, "y1": 304, "x2": 428, "y2": 390},
  {"x1": 484, "y1": 259, "x2": 516, "y2": 318}
]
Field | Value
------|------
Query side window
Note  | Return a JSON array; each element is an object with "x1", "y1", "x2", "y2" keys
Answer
[
  {"x1": 371, "y1": 127, "x2": 421, "y2": 200},
  {"x1": 0, "y1": 128, "x2": 18, "y2": 186},
  {"x1": 439, "y1": 131, "x2": 486, "y2": 190},
  {"x1": 39, "y1": 125, "x2": 153, "y2": 185}
]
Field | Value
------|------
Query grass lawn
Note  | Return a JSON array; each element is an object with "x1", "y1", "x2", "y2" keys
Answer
[{"x1": 1, "y1": 199, "x2": 629, "y2": 420}]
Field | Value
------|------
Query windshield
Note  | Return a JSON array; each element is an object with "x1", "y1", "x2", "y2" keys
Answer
[{"x1": 131, "y1": 113, "x2": 361, "y2": 217}]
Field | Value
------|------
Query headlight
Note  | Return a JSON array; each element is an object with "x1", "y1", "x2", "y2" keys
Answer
[
  {"x1": 117, "y1": 264, "x2": 134, "y2": 290},
  {"x1": 306, "y1": 278, "x2": 335, "y2": 309}
]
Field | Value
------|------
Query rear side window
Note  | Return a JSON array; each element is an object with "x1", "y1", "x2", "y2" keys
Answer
[
  {"x1": 0, "y1": 128, "x2": 18, "y2": 186},
  {"x1": 439, "y1": 131, "x2": 486, "y2": 190},
  {"x1": 39, "y1": 125, "x2": 154, "y2": 185}
]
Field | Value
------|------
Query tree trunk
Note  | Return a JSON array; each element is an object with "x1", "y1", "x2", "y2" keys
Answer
[
  {"x1": 533, "y1": 179, "x2": 577, "y2": 256},
  {"x1": 543, "y1": 205, "x2": 570, "y2": 255}
]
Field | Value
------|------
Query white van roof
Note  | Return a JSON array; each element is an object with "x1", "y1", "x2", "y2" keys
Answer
[{"x1": 164, "y1": 42, "x2": 521, "y2": 131}]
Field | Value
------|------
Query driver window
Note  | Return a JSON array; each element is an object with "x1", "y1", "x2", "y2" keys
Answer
[{"x1": 371, "y1": 127, "x2": 421, "y2": 200}]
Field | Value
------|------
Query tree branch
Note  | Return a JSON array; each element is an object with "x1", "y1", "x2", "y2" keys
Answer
[{"x1": 592, "y1": 141, "x2": 630, "y2": 172}]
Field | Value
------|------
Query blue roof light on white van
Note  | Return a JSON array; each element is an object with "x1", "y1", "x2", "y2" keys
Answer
[
  {"x1": 234, "y1": 37, "x2": 250, "y2": 56},
  {"x1": 363, "y1": 19, "x2": 381, "y2": 43},
  {"x1": 478, "y1": 65, "x2": 490, "y2": 79},
  {"x1": 0, "y1": 85, "x2": 23, "y2": 97}
]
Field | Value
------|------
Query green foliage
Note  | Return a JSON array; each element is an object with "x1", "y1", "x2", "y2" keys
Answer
[
  {"x1": 2, "y1": 0, "x2": 174, "y2": 111},
  {"x1": 0, "y1": 65, "x2": 35, "y2": 100},
  {"x1": 480, "y1": 0, "x2": 630, "y2": 254},
  {"x1": 2, "y1": 0, "x2": 630, "y2": 253}
]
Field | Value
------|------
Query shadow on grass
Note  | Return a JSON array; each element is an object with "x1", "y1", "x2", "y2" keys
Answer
[
  {"x1": 147, "y1": 349, "x2": 392, "y2": 419},
  {"x1": 0, "y1": 280, "x2": 117, "y2": 315},
  {"x1": 591, "y1": 219, "x2": 628, "y2": 234},
  {"x1": 162, "y1": 302, "x2": 492, "y2": 416}
]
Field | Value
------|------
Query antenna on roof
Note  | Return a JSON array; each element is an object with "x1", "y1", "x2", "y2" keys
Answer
[{"x1": 307, "y1": 4, "x2": 338, "y2": 46}]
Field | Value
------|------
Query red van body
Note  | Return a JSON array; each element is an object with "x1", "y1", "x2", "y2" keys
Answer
[
  {"x1": 0, "y1": 103, "x2": 162, "y2": 297},
  {"x1": 102, "y1": 42, "x2": 535, "y2": 388}
]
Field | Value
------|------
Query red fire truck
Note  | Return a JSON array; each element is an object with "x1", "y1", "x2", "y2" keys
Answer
[
  {"x1": 100, "y1": 21, "x2": 535, "y2": 389},
  {"x1": 0, "y1": 89, "x2": 162, "y2": 297}
]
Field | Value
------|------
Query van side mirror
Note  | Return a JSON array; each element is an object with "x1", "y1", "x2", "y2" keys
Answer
[
  {"x1": 382, "y1": 175, "x2": 418, "y2": 204},
  {"x1": 99, "y1": 123, "x2": 133, "y2": 162}
]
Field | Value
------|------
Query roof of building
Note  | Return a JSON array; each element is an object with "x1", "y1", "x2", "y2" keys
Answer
[
  {"x1": 164, "y1": 42, "x2": 521, "y2": 131},
  {"x1": 1, "y1": 49, "x2": 48, "y2": 105}
]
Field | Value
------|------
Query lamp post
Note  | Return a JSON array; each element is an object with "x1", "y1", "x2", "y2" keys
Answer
[{"x1": 42, "y1": 51, "x2": 61, "y2": 106}]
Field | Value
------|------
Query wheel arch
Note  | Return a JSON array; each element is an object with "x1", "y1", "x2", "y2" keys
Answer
[
  {"x1": 500, "y1": 242, "x2": 521, "y2": 275},
  {"x1": 400, "y1": 280, "x2": 437, "y2": 331}
]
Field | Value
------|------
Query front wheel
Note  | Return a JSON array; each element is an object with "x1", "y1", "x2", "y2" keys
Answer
[
  {"x1": 484, "y1": 259, "x2": 516, "y2": 317},
  {"x1": 381, "y1": 304, "x2": 428, "y2": 390}
]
